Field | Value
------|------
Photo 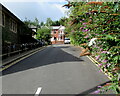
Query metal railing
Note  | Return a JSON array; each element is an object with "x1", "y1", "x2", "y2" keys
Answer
[{"x1": 2, "y1": 42, "x2": 43, "y2": 59}]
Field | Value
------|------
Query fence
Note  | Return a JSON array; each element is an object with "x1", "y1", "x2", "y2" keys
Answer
[{"x1": 2, "y1": 42, "x2": 43, "y2": 59}]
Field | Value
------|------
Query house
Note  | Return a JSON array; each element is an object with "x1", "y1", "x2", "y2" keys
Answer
[
  {"x1": 28, "y1": 25, "x2": 37, "y2": 39},
  {"x1": 51, "y1": 25, "x2": 65, "y2": 44},
  {"x1": 0, "y1": 3, "x2": 36, "y2": 46}
]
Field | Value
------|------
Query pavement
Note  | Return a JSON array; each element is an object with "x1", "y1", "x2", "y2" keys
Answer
[
  {"x1": 1, "y1": 44, "x2": 114, "y2": 95},
  {"x1": 1, "y1": 46, "x2": 46, "y2": 71}
]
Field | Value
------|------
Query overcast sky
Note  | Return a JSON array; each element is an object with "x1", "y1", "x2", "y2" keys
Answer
[{"x1": 1, "y1": 0, "x2": 68, "y2": 22}]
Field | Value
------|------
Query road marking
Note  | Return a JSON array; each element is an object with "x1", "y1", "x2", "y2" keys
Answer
[
  {"x1": 34, "y1": 87, "x2": 42, "y2": 96},
  {"x1": 0, "y1": 47, "x2": 46, "y2": 72},
  {"x1": 87, "y1": 56, "x2": 112, "y2": 80}
]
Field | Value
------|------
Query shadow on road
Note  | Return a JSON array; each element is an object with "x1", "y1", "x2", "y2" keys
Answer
[
  {"x1": 76, "y1": 80, "x2": 112, "y2": 95},
  {"x1": 2, "y1": 45, "x2": 84, "y2": 76}
]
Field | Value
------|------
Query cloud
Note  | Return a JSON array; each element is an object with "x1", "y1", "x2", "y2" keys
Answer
[
  {"x1": 36, "y1": 2, "x2": 68, "y2": 21},
  {"x1": 1, "y1": 2, "x2": 68, "y2": 22},
  {"x1": 54, "y1": 4, "x2": 68, "y2": 14},
  {"x1": 0, "y1": 0, "x2": 67, "y2": 2}
]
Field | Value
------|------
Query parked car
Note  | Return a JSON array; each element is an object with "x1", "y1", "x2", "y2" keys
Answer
[{"x1": 64, "y1": 38, "x2": 71, "y2": 44}]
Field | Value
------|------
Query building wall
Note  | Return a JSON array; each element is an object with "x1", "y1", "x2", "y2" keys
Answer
[
  {"x1": 51, "y1": 26, "x2": 65, "y2": 44},
  {"x1": 1, "y1": 4, "x2": 34, "y2": 46},
  {"x1": 2, "y1": 14, "x2": 18, "y2": 45}
]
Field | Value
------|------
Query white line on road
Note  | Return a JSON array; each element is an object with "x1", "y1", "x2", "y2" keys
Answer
[{"x1": 34, "y1": 87, "x2": 42, "y2": 96}]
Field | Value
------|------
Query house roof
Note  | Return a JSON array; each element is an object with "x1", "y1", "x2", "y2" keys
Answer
[
  {"x1": 51, "y1": 26, "x2": 65, "y2": 30},
  {"x1": 1, "y1": 3, "x2": 23, "y2": 24},
  {"x1": 28, "y1": 25, "x2": 37, "y2": 29},
  {"x1": 51, "y1": 26, "x2": 60, "y2": 29},
  {"x1": 59, "y1": 26, "x2": 65, "y2": 30}
]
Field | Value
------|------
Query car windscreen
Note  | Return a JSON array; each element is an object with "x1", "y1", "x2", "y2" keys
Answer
[{"x1": 65, "y1": 38, "x2": 70, "y2": 40}]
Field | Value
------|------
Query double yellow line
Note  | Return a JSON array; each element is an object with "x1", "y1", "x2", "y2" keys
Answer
[
  {"x1": 87, "y1": 56, "x2": 112, "y2": 80},
  {"x1": 0, "y1": 47, "x2": 46, "y2": 72}
]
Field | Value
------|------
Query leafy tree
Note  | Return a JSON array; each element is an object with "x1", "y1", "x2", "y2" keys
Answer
[
  {"x1": 23, "y1": 17, "x2": 40, "y2": 28},
  {"x1": 63, "y1": 1, "x2": 120, "y2": 94},
  {"x1": 40, "y1": 21, "x2": 45, "y2": 26},
  {"x1": 24, "y1": 17, "x2": 32, "y2": 26},
  {"x1": 36, "y1": 27, "x2": 51, "y2": 44},
  {"x1": 51, "y1": 20, "x2": 60, "y2": 26},
  {"x1": 46, "y1": 18, "x2": 53, "y2": 26},
  {"x1": 59, "y1": 17, "x2": 67, "y2": 26},
  {"x1": 34, "y1": 17, "x2": 40, "y2": 28}
]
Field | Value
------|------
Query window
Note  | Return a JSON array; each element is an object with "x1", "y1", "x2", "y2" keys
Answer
[
  {"x1": 54, "y1": 30, "x2": 56, "y2": 34},
  {"x1": 9, "y1": 18, "x2": 17, "y2": 33},
  {"x1": 54, "y1": 37, "x2": 56, "y2": 40},
  {"x1": 2, "y1": 13, "x2": 5, "y2": 26},
  {"x1": 0, "y1": 12, "x2": 5, "y2": 26},
  {"x1": 65, "y1": 38, "x2": 70, "y2": 40},
  {"x1": 61, "y1": 36, "x2": 62, "y2": 39},
  {"x1": 0, "y1": 11, "x2": 2, "y2": 26}
]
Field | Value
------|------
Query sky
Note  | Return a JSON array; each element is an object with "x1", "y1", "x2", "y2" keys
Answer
[{"x1": 1, "y1": 0, "x2": 69, "y2": 22}]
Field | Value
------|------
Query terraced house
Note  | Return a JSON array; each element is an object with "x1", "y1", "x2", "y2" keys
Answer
[{"x1": 0, "y1": 3, "x2": 36, "y2": 47}]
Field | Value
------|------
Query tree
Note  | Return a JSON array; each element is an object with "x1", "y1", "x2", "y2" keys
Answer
[
  {"x1": 23, "y1": 17, "x2": 41, "y2": 28},
  {"x1": 51, "y1": 20, "x2": 60, "y2": 26},
  {"x1": 46, "y1": 18, "x2": 53, "y2": 26},
  {"x1": 24, "y1": 17, "x2": 32, "y2": 26},
  {"x1": 59, "y1": 17, "x2": 67, "y2": 26},
  {"x1": 36, "y1": 27, "x2": 51, "y2": 44},
  {"x1": 34, "y1": 17, "x2": 40, "y2": 28},
  {"x1": 63, "y1": 1, "x2": 120, "y2": 93},
  {"x1": 40, "y1": 21, "x2": 44, "y2": 26}
]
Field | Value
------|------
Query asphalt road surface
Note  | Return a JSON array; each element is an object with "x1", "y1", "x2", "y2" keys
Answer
[{"x1": 2, "y1": 44, "x2": 109, "y2": 95}]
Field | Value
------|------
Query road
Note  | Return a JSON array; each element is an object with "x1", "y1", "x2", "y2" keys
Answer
[{"x1": 2, "y1": 44, "x2": 109, "y2": 95}]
